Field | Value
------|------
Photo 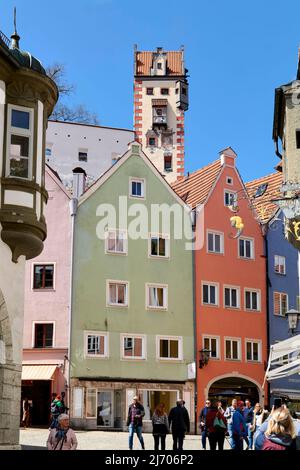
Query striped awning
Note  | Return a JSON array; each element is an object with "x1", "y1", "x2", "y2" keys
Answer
[{"x1": 22, "y1": 365, "x2": 57, "y2": 381}]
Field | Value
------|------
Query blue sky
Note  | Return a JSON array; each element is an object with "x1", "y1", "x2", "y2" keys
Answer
[{"x1": 2, "y1": 0, "x2": 300, "y2": 181}]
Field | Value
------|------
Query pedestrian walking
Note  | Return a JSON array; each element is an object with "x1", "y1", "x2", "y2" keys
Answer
[
  {"x1": 126, "y1": 395, "x2": 145, "y2": 450},
  {"x1": 168, "y1": 399, "x2": 190, "y2": 451},
  {"x1": 205, "y1": 401, "x2": 227, "y2": 450},
  {"x1": 232, "y1": 401, "x2": 247, "y2": 451},
  {"x1": 21, "y1": 398, "x2": 30, "y2": 429},
  {"x1": 262, "y1": 406, "x2": 296, "y2": 451},
  {"x1": 199, "y1": 399, "x2": 211, "y2": 450},
  {"x1": 50, "y1": 394, "x2": 64, "y2": 430},
  {"x1": 243, "y1": 399, "x2": 254, "y2": 449},
  {"x1": 47, "y1": 414, "x2": 78, "y2": 450},
  {"x1": 224, "y1": 398, "x2": 238, "y2": 448},
  {"x1": 152, "y1": 403, "x2": 169, "y2": 450}
]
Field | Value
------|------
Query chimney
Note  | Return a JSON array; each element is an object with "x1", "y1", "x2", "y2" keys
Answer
[
  {"x1": 219, "y1": 147, "x2": 237, "y2": 167},
  {"x1": 72, "y1": 167, "x2": 87, "y2": 199}
]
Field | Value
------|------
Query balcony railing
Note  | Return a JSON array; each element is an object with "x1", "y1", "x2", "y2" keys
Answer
[{"x1": 0, "y1": 30, "x2": 11, "y2": 49}]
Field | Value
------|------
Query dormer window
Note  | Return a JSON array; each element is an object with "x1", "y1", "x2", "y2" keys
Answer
[{"x1": 7, "y1": 104, "x2": 33, "y2": 179}]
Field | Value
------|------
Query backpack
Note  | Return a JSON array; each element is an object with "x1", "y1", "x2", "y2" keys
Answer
[{"x1": 51, "y1": 401, "x2": 61, "y2": 415}]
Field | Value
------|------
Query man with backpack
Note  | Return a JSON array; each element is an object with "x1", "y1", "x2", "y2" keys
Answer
[{"x1": 50, "y1": 394, "x2": 65, "y2": 429}]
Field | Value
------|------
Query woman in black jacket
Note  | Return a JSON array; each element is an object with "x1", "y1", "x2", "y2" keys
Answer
[{"x1": 152, "y1": 403, "x2": 169, "y2": 450}]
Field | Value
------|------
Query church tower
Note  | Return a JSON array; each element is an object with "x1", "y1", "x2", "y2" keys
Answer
[{"x1": 134, "y1": 46, "x2": 189, "y2": 183}]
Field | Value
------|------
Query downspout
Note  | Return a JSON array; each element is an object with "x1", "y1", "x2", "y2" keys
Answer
[
  {"x1": 191, "y1": 209, "x2": 198, "y2": 435},
  {"x1": 263, "y1": 224, "x2": 271, "y2": 406},
  {"x1": 67, "y1": 197, "x2": 78, "y2": 415}
]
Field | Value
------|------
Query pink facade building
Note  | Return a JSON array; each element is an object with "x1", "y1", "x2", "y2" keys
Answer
[{"x1": 22, "y1": 167, "x2": 72, "y2": 425}]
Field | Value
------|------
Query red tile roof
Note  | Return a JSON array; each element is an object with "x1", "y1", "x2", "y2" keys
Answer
[
  {"x1": 245, "y1": 172, "x2": 282, "y2": 223},
  {"x1": 172, "y1": 160, "x2": 222, "y2": 208},
  {"x1": 135, "y1": 51, "x2": 184, "y2": 76}
]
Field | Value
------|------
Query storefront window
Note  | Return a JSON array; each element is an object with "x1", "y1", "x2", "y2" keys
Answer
[{"x1": 86, "y1": 389, "x2": 96, "y2": 418}]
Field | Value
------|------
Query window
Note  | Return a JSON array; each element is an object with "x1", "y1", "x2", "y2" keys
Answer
[
  {"x1": 33, "y1": 264, "x2": 54, "y2": 289},
  {"x1": 239, "y1": 238, "x2": 254, "y2": 259},
  {"x1": 85, "y1": 332, "x2": 108, "y2": 357},
  {"x1": 226, "y1": 177, "x2": 233, "y2": 185},
  {"x1": 107, "y1": 281, "x2": 128, "y2": 307},
  {"x1": 203, "y1": 336, "x2": 219, "y2": 359},
  {"x1": 157, "y1": 336, "x2": 182, "y2": 360},
  {"x1": 86, "y1": 389, "x2": 97, "y2": 418},
  {"x1": 45, "y1": 148, "x2": 52, "y2": 157},
  {"x1": 202, "y1": 283, "x2": 218, "y2": 306},
  {"x1": 224, "y1": 190, "x2": 236, "y2": 206},
  {"x1": 157, "y1": 63, "x2": 162, "y2": 70},
  {"x1": 148, "y1": 137, "x2": 156, "y2": 146},
  {"x1": 296, "y1": 130, "x2": 300, "y2": 149},
  {"x1": 149, "y1": 235, "x2": 169, "y2": 258},
  {"x1": 245, "y1": 289, "x2": 260, "y2": 311},
  {"x1": 274, "y1": 292, "x2": 288, "y2": 316},
  {"x1": 224, "y1": 286, "x2": 240, "y2": 308},
  {"x1": 147, "y1": 284, "x2": 168, "y2": 309},
  {"x1": 146, "y1": 88, "x2": 154, "y2": 95},
  {"x1": 34, "y1": 323, "x2": 54, "y2": 348},
  {"x1": 130, "y1": 178, "x2": 145, "y2": 198},
  {"x1": 161, "y1": 88, "x2": 169, "y2": 95},
  {"x1": 7, "y1": 105, "x2": 33, "y2": 179},
  {"x1": 225, "y1": 338, "x2": 241, "y2": 361},
  {"x1": 122, "y1": 335, "x2": 145, "y2": 360},
  {"x1": 164, "y1": 155, "x2": 172, "y2": 172},
  {"x1": 246, "y1": 340, "x2": 261, "y2": 362},
  {"x1": 105, "y1": 230, "x2": 127, "y2": 254},
  {"x1": 78, "y1": 151, "x2": 88, "y2": 162},
  {"x1": 207, "y1": 231, "x2": 224, "y2": 254},
  {"x1": 274, "y1": 255, "x2": 286, "y2": 275}
]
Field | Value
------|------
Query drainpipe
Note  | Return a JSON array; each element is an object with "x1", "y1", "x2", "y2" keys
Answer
[
  {"x1": 191, "y1": 209, "x2": 198, "y2": 435},
  {"x1": 264, "y1": 225, "x2": 271, "y2": 406},
  {"x1": 67, "y1": 197, "x2": 78, "y2": 416}
]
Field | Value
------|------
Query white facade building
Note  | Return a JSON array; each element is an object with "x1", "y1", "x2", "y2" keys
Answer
[{"x1": 46, "y1": 121, "x2": 134, "y2": 190}]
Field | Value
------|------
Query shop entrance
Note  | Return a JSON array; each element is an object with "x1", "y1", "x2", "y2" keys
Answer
[
  {"x1": 21, "y1": 380, "x2": 52, "y2": 426},
  {"x1": 140, "y1": 390, "x2": 179, "y2": 419},
  {"x1": 208, "y1": 376, "x2": 260, "y2": 406}
]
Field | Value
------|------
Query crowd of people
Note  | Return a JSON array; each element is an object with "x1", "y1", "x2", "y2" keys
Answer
[{"x1": 199, "y1": 397, "x2": 299, "y2": 451}]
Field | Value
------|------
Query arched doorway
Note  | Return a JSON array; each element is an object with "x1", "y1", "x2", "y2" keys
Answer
[{"x1": 208, "y1": 376, "x2": 260, "y2": 406}]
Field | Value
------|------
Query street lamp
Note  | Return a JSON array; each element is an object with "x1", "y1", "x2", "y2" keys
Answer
[
  {"x1": 199, "y1": 349, "x2": 211, "y2": 369},
  {"x1": 286, "y1": 309, "x2": 300, "y2": 335}
]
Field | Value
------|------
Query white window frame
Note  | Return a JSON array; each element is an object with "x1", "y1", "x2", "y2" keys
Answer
[
  {"x1": 245, "y1": 339, "x2": 262, "y2": 363},
  {"x1": 31, "y1": 262, "x2": 56, "y2": 291},
  {"x1": 148, "y1": 233, "x2": 170, "y2": 259},
  {"x1": 86, "y1": 388, "x2": 97, "y2": 419},
  {"x1": 156, "y1": 335, "x2": 183, "y2": 361},
  {"x1": 244, "y1": 288, "x2": 261, "y2": 312},
  {"x1": 32, "y1": 320, "x2": 55, "y2": 348},
  {"x1": 84, "y1": 331, "x2": 109, "y2": 358},
  {"x1": 202, "y1": 335, "x2": 220, "y2": 359},
  {"x1": 129, "y1": 177, "x2": 146, "y2": 199},
  {"x1": 274, "y1": 255, "x2": 286, "y2": 275},
  {"x1": 207, "y1": 230, "x2": 224, "y2": 254},
  {"x1": 106, "y1": 280, "x2": 129, "y2": 307},
  {"x1": 120, "y1": 333, "x2": 147, "y2": 360},
  {"x1": 273, "y1": 292, "x2": 289, "y2": 316},
  {"x1": 201, "y1": 281, "x2": 219, "y2": 306},
  {"x1": 224, "y1": 189, "x2": 236, "y2": 207},
  {"x1": 226, "y1": 176, "x2": 233, "y2": 185},
  {"x1": 224, "y1": 285, "x2": 240, "y2": 309},
  {"x1": 105, "y1": 229, "x2": 128, "y2": 255},
  {"x1": 224, "y1": 337, "x2": 241, "y2": 361},
  {"x1": 6, "y1": 104, "x2": 34, "y2": 180},
  {"x1": 78, "y1": 148, "x2": 88, "y2": 162},
  {"x1": 238, "y1": 237, "x2": 255, "y2": 260},
  {"x1": 146, "y1": 283, "x2": 168, "y2": 310}
]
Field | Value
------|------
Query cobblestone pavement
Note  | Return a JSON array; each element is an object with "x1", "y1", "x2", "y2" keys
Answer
[{"x1": 20, "y1": 428, "x2": 231, "y2": 450}]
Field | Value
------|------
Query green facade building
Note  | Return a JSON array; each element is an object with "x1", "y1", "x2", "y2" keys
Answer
[{"x1": 70, "y1": 142, "x2": 195, "y2": 431}]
